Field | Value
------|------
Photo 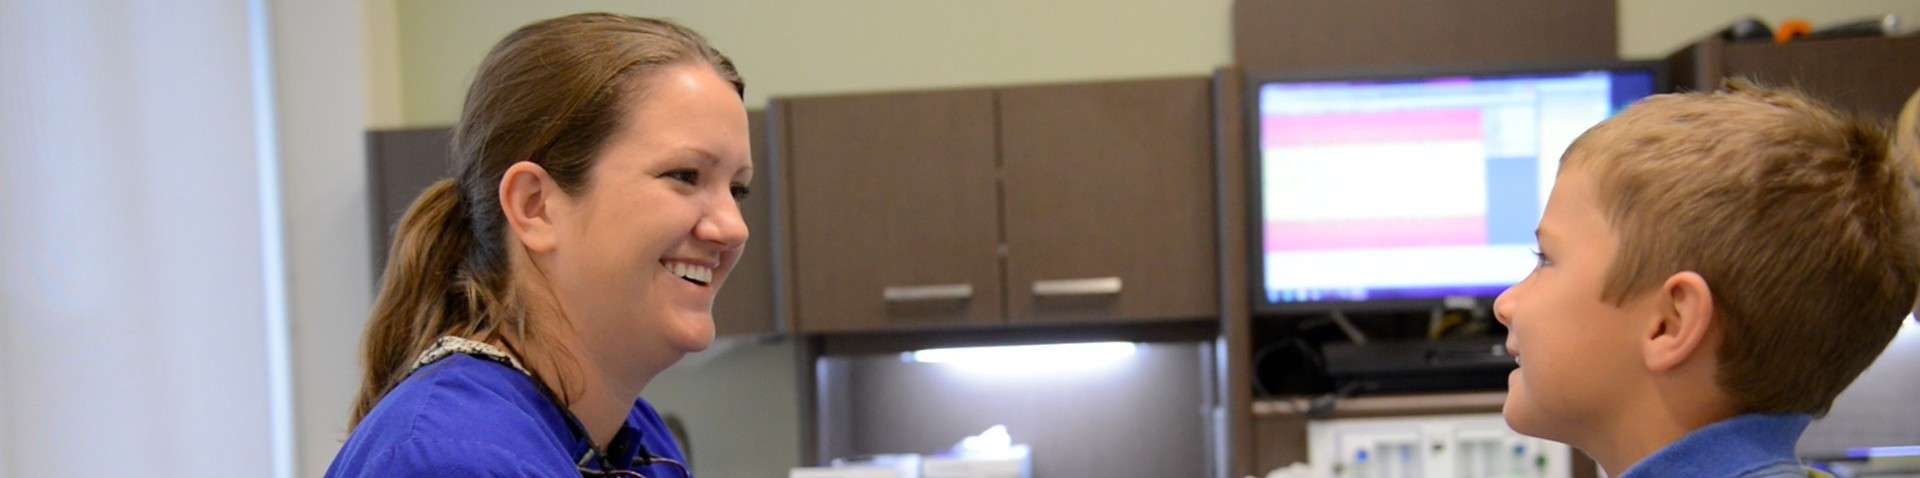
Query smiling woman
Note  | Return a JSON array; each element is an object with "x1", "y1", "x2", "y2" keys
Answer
[{"x1": 325, "y1": 13, "x2": 748, "y2": 478}]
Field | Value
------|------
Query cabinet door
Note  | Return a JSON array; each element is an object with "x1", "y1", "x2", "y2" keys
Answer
[
  {"x1": 999, "y1": 78, "x2": 1218, "y2": 323},
  {"x1": 783, "y1": 90, "x2": 1004, "y2": 332},
  {"x1": 1720, "y1": 36, "x2": 1920, "y2": 121},
  {"x1": 367, "y1": 128, "x2": 454, "y2": 279},
  {"x1": 712, "y1": 110, "x2": 778, "y2": 336}
]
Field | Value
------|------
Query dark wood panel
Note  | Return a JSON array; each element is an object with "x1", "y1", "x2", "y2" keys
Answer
[
  {"x1": 712, "y1": 110, "x2": 778, "y2": 336},
  {"x1": 1252, "y1": 414, "x2": 1309, "y2": 473},
  {"x1": 783, "y1": 90, "x2": 1005, "y2": 333},
  {"x1": 1721, "y1": 36, "x2": 1920, "y2": 121},
  {"x1": 365, "y1": 127, "x2": 454, "y2": 281},
  {"x1": 1232, "y1": 0, "x2": 1615, "y2": 73},
  {"x1": 1213, "y1": 66, "x2": 1258, "y2": 478},
  {"x1": 1664, "y1": 40, "x2": 1726, "y2": 95},
  {"x1": 817, "y1": 318, "x2": 1219, "y2": 356},
  {"x1": 1668, "y1": 36, "x2": 1920, "y2": 121},
  {"x1": 999, "y1": 77, "x2": 1219, "y2": 324}
]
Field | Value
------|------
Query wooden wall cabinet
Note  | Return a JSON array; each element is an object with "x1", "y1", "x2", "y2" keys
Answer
[
  {"x1": 1667, "y1": 35, "x2": 1920, "y2": 121},
  {"x1": 364, "y1": 110, "x2": 783, "y2": 337},
  {"x1": 780, "y1": 89, "x2": 1006, "y2": 333},
  {"x1": 710, "y1": 112, "x2": 782, "y2": 336},
  {"x1": 999, "y1": 78, "x2": 1218, "y2": 325},
  {"x1": 778, "y1": 77, "x2": 1219, "y2": 333},
  {"x1": 1231, "y1": 0, "x2": 1614, "y2": 73}
]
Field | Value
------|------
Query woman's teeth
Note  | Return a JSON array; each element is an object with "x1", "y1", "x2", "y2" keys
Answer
[{"x1": 666, "y1": 261, "x2": 712, "y2": 285}]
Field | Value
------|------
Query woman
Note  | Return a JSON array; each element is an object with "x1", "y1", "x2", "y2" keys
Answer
[{"x1": 326, "y1": 13, "x2": 750, "y2": 477}]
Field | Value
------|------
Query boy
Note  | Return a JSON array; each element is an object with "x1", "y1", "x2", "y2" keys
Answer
[{"x1": 1493, "y1": 81, "x2": 1920, "y2": 477}]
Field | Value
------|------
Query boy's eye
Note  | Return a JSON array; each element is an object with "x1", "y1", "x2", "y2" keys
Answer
[
  {"x1": 663, "y1": 169, "x2": 699, "y2": 184},
  {"x1": 1531, "y1": 249, "x2": 1553, "y2": 269},
  {"x1": 730, "y1": 183, "x2": 751, "y2": 201}
]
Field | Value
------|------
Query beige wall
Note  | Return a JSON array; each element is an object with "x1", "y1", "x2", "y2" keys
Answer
[
  {"x1": 364, "y1": 0, "x2": 404, "y2": 129},
  {"x1": 1618, "y1": 0, "x2": 1920, "y2": 58},
  {"x1": 368, "y1": 0, "x2": 1920, "y2": 127},
  {"x1": 379, "y1": 0, "x2": 1233, "y2": 125}
]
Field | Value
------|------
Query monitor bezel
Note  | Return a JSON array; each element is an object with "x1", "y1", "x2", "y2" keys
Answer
[{"x1": 1244, "y1": 60, "x2": 1670, "y2": 315}]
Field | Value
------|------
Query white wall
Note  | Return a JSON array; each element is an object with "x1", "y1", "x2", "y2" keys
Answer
[
  {"x1": 643, "y1": 338, "x2": 803, "y2": 477},
  {"x1": 0, "y1": 0, "x2": 369, "y2": 476},
  {"x1": 269, "y1": 1, "x2": 373, "y2": 477},
  {"x1": 0, "y1": 0, "x2": 280, "y2": 476}
]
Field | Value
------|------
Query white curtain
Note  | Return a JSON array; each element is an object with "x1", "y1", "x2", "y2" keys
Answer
[{"x1": 0, "y1": 0, "x2": 368, "y2": 476}]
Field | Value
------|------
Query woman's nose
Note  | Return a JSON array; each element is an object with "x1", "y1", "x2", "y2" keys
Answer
[{"x1": 696, "y1": 197, "x2": 749, "y2": 248}]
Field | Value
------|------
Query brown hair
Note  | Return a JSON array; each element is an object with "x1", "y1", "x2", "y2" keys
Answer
[
  {"x1": 351, "y1": 13, "x2": 743, "y2": 429},
  {"x1": 1562, "y1": 80, "x2": 1919, "y2": 416}
]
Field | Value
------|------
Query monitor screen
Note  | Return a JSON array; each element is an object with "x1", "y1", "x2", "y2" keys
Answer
[{"x1": 1252, "y1": 65, "x2": 1660, "y2": 310}]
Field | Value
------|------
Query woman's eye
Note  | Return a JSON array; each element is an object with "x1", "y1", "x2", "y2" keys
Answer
[
  {"x1": 663, "y1": 169, "x2": 699, "y2": 184},
  {"x1": 730, "y1": 183, "x2": 751, "y2": 201}
]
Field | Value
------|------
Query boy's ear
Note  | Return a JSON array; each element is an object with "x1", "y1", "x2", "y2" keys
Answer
[
  {"x1": 1644, "y1": 271, "x2": 1716, "y2": 373},
  {"x1": 499, "y1": 161, "x2": 562, "y2": 254}
]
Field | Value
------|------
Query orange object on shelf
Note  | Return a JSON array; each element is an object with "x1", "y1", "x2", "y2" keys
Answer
[{"x1": 1776, "y1": 18, "x2": 1813, "y2": 43}]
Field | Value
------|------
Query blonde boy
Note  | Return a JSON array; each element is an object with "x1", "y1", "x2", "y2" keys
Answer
[{"x1": 1493, "y1": 82, "x2": 1920, "y2": 477}]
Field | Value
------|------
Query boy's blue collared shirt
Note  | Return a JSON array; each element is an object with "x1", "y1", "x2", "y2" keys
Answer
[
  {"x1": 1621, "y1": 413, "x2": 1813, "y2": 478},
  {"x1": 324, "y1": 354, "x2": 690, "y2": 477}
]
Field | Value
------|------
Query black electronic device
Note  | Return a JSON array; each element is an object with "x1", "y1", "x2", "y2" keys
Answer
[{"x1": 1321, "y1": 337, "x2": 1515, "y2": 395}]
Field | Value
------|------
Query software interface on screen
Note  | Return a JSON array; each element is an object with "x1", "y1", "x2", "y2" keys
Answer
[{"x1": 1259, "y1": 70, "x2": 1655, "y2": 305}]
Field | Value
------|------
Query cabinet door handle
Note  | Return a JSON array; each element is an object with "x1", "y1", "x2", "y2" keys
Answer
[
  {"x1": 882, "y1": 283, "x2": 974, "y2": 302},
  {"x1": 1032, "y1": 277, "x2": 1123, "y2": 297}
]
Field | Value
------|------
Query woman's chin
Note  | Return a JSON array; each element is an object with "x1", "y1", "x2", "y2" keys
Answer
[{"x1": 665, "y1": 316, "x2": 716, "y2": 353}]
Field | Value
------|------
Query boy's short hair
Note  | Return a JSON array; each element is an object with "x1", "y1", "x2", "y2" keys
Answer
[{"x1": 1561, "y1": 80, "x2": 1920, "y2": 416}]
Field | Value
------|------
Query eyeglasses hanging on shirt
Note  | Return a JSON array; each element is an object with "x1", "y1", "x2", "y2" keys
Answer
[{"x1": 576, "y1": 449, "x2": 691, "y2": 478}]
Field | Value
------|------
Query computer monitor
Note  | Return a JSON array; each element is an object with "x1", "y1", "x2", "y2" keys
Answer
[{"x1": 1248, "y1": 62, "x2": 1663, "y2": 313}]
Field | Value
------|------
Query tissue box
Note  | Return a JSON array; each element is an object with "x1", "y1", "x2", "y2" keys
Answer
[
  {"x1": 921, "y1": 445, "x2": 1031, "y2": 478},
  {"x1": 789, "y1": 467, "x2": 911, "y2": 478},
  {"x1": 792, "y1": 453, "x2": 922, "y2": 478}
]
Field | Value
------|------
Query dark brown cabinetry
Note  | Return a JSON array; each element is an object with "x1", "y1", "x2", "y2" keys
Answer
[
  {"x1": 999, "y1": 78, "x2": 1217, "y2": 324},
  {"x1": 1667, "y1": 35, "x2": 1920, "y2": 121},
  {"x1": 710, "y1": 112, "x2": 781, "y2": 336},
  {"x1": 780, "y1": 90, "x2": 1005, "y2": 333},
  {"x1": 778, "y1": 78, "x2": 1218, "y2": 333}
]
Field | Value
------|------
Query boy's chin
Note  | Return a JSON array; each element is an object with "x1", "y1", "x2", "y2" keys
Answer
[{"x1": 1501, "y1": 389, "x2": 1548, "y2": 439}]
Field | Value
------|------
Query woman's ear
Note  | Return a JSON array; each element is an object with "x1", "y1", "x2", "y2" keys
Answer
[
  {"x1": 499, "y1": 161, "x2": 562, "y2": 253},
  {"x1": 1643, "y1": 271, "x2": 1716, "y2": 373}
]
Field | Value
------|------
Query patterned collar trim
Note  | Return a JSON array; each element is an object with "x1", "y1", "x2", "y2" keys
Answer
[{"x1": 409, "y1": 335, "x2": 532, "y2": 377}]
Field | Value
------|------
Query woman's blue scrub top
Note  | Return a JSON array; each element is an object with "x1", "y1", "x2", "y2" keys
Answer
[{"x1": 324, "y1": 353, "x2": 690, "y2": 477}]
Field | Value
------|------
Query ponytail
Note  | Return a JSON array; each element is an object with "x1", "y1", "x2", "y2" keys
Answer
[{"x1": 351, "y1": 179, "x2": 477, "y2": 428}]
